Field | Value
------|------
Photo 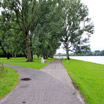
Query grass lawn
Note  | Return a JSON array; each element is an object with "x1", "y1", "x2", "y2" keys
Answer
[
  {"x1": 0, "y1": 66, "x2": 19, "y2": 99},
  {"x1": 0, "y1": 57, "x2": 55, "y2": 69},
  {"x1": 0, "y1": 57, "x2": 54, "y2": 99},
  {"x1": 63, "y1": 59, "x2": 104, "y2": 104}
]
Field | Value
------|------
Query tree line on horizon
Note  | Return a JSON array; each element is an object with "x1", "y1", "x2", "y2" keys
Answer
[
  {"x1": 56, "y1": 50, "x2": 104, "y2": 56},
  {"x1": 0, "y1": 0, "x2": 94, "y2": 61}
]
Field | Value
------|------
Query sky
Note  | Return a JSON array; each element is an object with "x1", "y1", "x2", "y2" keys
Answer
[{"x1": 57, "y1": 0, "x2": 104, "y2": 53}]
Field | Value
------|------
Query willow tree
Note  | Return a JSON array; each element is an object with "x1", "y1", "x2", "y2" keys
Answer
[
  {"x1": 0, "y1": 0, "x2": 66, "y2": 61},
  {"x1": 0, "y1": 0, "x2": 47, "y2": 61},
  {"x1": 61, "y1": 0, "x2": 94, "y2": 60},
  {"x1": 0, "y1": 13, "x2": 26, "y2": 58},
  {"x1": 32, "y1": 0, "x2": 65, "y2": 59}
]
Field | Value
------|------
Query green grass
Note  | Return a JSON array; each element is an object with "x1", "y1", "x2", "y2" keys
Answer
[
  {"x1": 0, "y1": 57, "x2": 54, "y2": 99},
  {"x1": 63, "y1": 59, "x2": 104, "y2": 104},
  {"x1": 0, "y1": 63, "x2": 5, "y2": 77},
  {"x1": 0, "y1": 66, "x2": 19, "y2": 99},
  {"x1": 0, "y1": 57, "x2": 55, "y2": 69}
]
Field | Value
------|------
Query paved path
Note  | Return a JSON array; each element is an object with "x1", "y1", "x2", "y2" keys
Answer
[{"x1": 0, "y1": 59, "x2": 86, "y2": 104}]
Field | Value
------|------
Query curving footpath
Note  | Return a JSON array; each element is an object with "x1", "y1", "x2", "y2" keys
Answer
[{"x1": 0, "y1": 59, "x2": 86, "y2": 104}]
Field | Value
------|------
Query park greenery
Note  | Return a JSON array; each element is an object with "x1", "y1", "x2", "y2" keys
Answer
[
  {"x1": 0, "y1": 57, "x2": 55, "y2": 99},
  {"x1": 63, "y1": 59, "x2": 104, "y2": 104},
  {"x1": 0, "y1": 57, "x2": 54, "y2": 99},
  {"x1": 0, "y1": 0, "x2": 94, "y2": 60},
  {"x1": 0, "y1": 57, "x2": 55, "y2": 69},
  {"x1": 0, "y1": 64, "x2": 19, "y2": 99},
  {"x1": 2, "y1": 1, "x2": 104, "y2": 104},
  {"x1": 61, "y1": 0, "x2": 94, "y2": 59}
]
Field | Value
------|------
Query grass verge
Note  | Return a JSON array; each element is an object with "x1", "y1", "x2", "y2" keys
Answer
[
  {"x1": 0, "y1": 57, "x2": 55, "y2": 69},
  {"x1": 63, "y1": 59, "x2": 104, "y2": 104},
  {"x1": 0, "y1": 66, "x2": 19, "y2": 99}
]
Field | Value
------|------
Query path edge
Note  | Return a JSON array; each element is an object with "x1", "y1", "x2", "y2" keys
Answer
[
  {"x1": 61, "y1": 59, "x2": 88, "y2": 104},
  {"x1": 0, "y1": 65, "x2": 20, "y2": 102}
]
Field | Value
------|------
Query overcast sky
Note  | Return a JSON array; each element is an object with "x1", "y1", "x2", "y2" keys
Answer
[{"x1": 57, "y1": 0, "x2": 104, "y2": 53}]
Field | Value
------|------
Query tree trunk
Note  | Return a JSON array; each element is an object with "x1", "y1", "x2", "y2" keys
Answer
[
  {"x1": 43, "y1": 55, "x2": 45, "y2": 59},
  {"x1": 12, "y1": 53, "x2": 14, "y2": 57},
  {"x1": 25, "y1": 32, "x2": 33, "y2": 62},
  {"x1": 46, "y1": 54, "x2": 48, "y2": 59},
  {"x1": 25, "y1": 55, "x2": 27, "y2": 58},
  {"x1": 7, "y1": 53, "x2": 10, "y2": 59},
  {"x1": 15, "y1": 53, "x2": 16, "y2": 58},
  {"x1": 66, "y1": 46, "x2": 70, "y2": 60},
  {"x1": 50, "y1": 52, "x2": 54, "y2": 58},
  {"x1": 31, "y1": 50, "x2": 33, "y2": 60},
  {"x1": 43, "y1": 54, "x2": 47, "y2": 59},
  {"x1": 50, "y1": 54, "x2": 53, "y2": 58},
  {"x1": 23, "y1": 51, "x2": 27, "y2": 58}
]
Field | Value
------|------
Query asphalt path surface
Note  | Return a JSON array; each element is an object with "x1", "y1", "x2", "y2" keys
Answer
[{"x1": 0, "y1": 59, "x2": 86, "y2": 104}]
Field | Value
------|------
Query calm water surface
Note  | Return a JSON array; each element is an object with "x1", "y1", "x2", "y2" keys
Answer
[
  {"x1": 55, "y1": 56, "x2": 104, "y2": 65},
  {"x1": 70, "y1": 56, "x2": 104, "y2": 65}
]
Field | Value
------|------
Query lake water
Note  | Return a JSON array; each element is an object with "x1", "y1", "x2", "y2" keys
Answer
[
  {"x1": 55, "y1": 56, "x2": 104, "y2": 65},
  {"x1": 70, "y1": 56, "x2": 104, "y2": 65}
]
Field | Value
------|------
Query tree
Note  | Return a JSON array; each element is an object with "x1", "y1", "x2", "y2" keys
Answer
[
  {"x1": 0, "y1": 0, "x2": 65, "y2": 61},
  {"x1": 0, "y1": 13, "x2": 26, "y2": 58},
  {"x1": 101, "y1": 50, "x2": 104, "y2": 56},
  {"x1": 0, "y1": 14, "x2": 13, "y2": 59},
  {"x1": 1, "y1": 0, "x2": 47, "y2": 61},
  {"x1": 94, "y1": 50, "x2": 101, "y2": 56},
  {"x1": 32, "y1": 0, "x2": 65, "y2": 59},
  {"x1": 61, "y1": 0, "x2": 94, "y2": 59}
]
